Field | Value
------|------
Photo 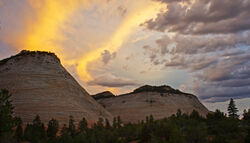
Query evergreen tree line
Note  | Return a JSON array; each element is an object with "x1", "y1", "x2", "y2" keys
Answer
[{"x1": 1, "y1": 89, "x2": 250, "y2": 143}]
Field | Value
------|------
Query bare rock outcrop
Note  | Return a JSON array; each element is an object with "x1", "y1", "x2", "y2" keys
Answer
[
  {"x1": 0, "y1": 50, "x2": 113, "y2": 124},
  {"x1": 95, "y1": 85, "x2": 209, "y2": 123}
]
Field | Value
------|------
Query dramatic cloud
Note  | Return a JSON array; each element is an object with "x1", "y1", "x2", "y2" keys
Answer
[
  {"x1": 156, "y1": 33, "x2": 250, "y2": 55},
  {"x1": 141, "y1": 0, "x2": 250, "y2": 102},
  {"x1": 195, "y1": 52, "x2": 250, "y2": 101},
  {"x1": 76, "y1": 1, "x2": 163, "y2": 81},
  {"x1": 155, "y1": 46, "x2": 250, "y2": 102},
  {"x1": 143, "y1": 33, "x2": 250, "y2": 102},
  {"x1": 144, "y1": 0, "x2": 250, "y2": 34},
  {"x1": 164, "y1": 54, "x2": 217, "y2": 71},
  {"x1": 87, "y1": 73, "x2": 139, "y2": 87}
]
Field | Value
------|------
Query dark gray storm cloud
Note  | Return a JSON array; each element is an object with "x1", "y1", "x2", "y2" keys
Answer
[
  {"x1": 144, "y1": 0, "x2": 250, "y2": 34},
  {"x1": 144, "y1": 34, "x2": 250, "y2": 102},
  {"x1": 142, "y1": 0, "x2": 250, "y2": 102},
  {"x1": 157, "y1": 32, "x2": 250, "y2": 55}
]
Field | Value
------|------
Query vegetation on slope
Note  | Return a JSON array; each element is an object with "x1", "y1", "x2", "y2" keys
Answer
[
  {"x1": 92, "y1": 91, "x2": 115, "y2": 100},
  {"x1": 131, "y1": 85, "x2": 192, "y2": 95},
  {"x1": 0, "y1": 50, "x2": 60, "y2": 66},
  {"x1": 94, "y1": 85, "x2": 193, "y2": 100}
]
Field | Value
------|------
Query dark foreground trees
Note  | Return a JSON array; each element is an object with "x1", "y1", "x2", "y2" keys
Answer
[
  {"x1": 24, "y1": 115, "x2": 46, "y2": 143},
  {"x1": 47, "y1": 118, "x2": 59, "y2": 140},
  {"x1": 228, "y1": 98, "x2": 239, "y2": 119},
  {"x1": 0, "y1": 89, "x2": 14, "y2": 138},
  {"x1": 0, "y1": 89, "x2": 18, "y2": 143},
  {"x1": 1, "y1": 89, "x2": 249, "y2": 143},
  {"x1": 3, "y1": 109, "x2": 246, "y2": 143}
]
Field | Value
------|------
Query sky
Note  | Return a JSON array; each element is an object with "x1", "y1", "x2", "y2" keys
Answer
[{"x1": 0, "y1": 0, "x2": 249, "y2": 114}]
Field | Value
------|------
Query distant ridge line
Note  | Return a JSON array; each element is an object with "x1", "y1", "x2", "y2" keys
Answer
[{"x1": 93, "y1": 85, "x2": 195, "y2": 100}]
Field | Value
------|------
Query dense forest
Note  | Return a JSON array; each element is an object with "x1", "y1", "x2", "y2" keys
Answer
[{"x1": 0, "y1": 89, "x2": 250, "y2": 143}]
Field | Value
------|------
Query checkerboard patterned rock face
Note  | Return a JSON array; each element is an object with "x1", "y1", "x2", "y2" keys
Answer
[
  {"x1": 0, "y1": 51, "x2": 113, "y2": 125},
  {"x1": 95, "y1": 86, "x2": 209, "y2": 123}
]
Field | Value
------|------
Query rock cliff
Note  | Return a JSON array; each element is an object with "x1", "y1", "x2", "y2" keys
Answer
[{"x1": 0, "y1": 50, "x2": 113, "y2": 124}]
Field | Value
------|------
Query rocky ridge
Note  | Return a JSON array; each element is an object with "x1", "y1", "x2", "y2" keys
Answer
[{"x1": 92, "y1": 91, "x2": 115, "y2": 100}]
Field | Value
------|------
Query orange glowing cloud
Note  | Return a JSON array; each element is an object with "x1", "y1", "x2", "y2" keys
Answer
[
  {"x1": 77, "y1": 1, "x2": 163, "y2": 81},
  {"x1": 14, "y1": 0, "x2": 91, "y2": 61}
]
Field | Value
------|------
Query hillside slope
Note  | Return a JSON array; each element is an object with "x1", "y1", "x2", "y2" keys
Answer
[
  {"x1": 95, "y1": 85, "x2": 209, "y2": 123},
  {"x1": 0, "y1": 50, "x2": 113, "y2": 124}
]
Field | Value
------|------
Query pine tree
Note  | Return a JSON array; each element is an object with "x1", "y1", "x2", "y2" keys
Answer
[
  {"x1": 0, "y1": 89, "x2": 15, "y2": 138},
  {"x1": 176, "y1": 109, "x2": 182, "y2": 118},
  {"x1": 78, "y1": 117, "x2": 88, "y2": 133},
  {"x1": 105, "y1": 118, "x2": 111, "y2": 130},
  {"x1": 227, "y1": 98, "x2": 239, "y2": 119},
  {"x1": 149, "y1": 115, "x2": 154, "y2": 123},
  {"x1": 146, "y1": 116, "x2": 149, "y2": 123},
  {"x1": 23, "y1": 115, "x2": 46, "y2": 142},
  {"x1": 23, "y1": 124, "x2": 33, "y2": 141},
  {"x1": 47, "y1": 118, "x2": 59, "y2": 139},
  {"x1": 68, "y1": 115, "x2": 75, "y2": 136},
  {"x1": 97, "y1": 117, "x2": 104, "y2": 129},
  {"x1": 14, "y1": 117, "x2": 23, "y2": 141},
  {"x1": 113, "y1": 117, "x2": 117, "y2": 128},
  {"x1": 32, "y1": 115, "x2": 46, "y2": 139},
  {"x1": 117, "y1": 116, "x2": 122, "y2": 128},
  {"x1": 61, "y1": 124, "x2": 68, "y2": 135},
  {"x1": 243, "y1": 109, "x2": 250, "y2": 121}
]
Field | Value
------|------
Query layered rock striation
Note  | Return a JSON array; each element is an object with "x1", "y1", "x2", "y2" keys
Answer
[{"x1": 0, "y1": 50, "x2": 113, "y2": 124}]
